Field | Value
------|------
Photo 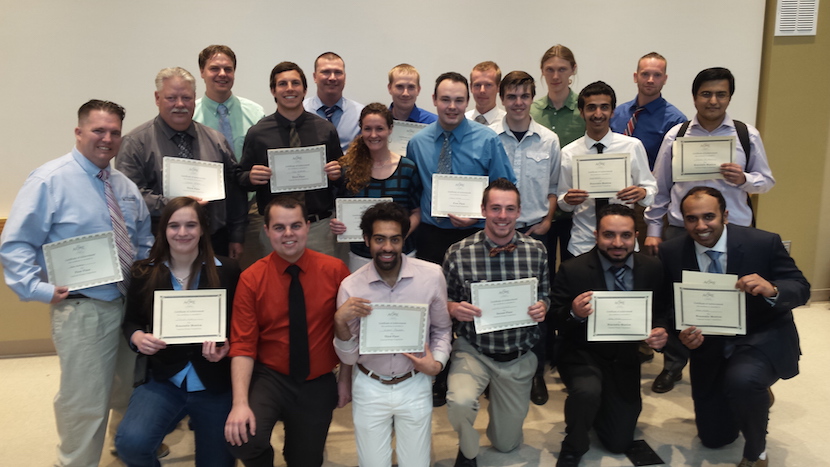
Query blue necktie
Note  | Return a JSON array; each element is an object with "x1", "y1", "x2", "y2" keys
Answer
[
  {"x1": 322, "y1": 105, "x2": 338, "y2": 122},
  {"x1": 705, "y1": 250, "x2": 723, "y2": 274},
  {"x1": 217, "y1": 104, "x2": 234, "y2": 157},
  {"x1": 609, "y1": 266, "x2": 628, "y2": 291},
  {"x1": 437, "y1": 131, "x2": 453, "y2": 174}
]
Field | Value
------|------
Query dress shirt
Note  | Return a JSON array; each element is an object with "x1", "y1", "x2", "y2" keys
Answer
[
  {"x1": 229, "y1": 249, "x2": 350, "y2": 380},
  {"x1": 530, "y1": 90, "x2": 585, "y2": 146},
  {"x1": 558, "y1": 130, "x2": 657, "y2": 256},
  {"x1": 465, "y1": 107, "x2": 506, "y2": 126},
  {"x1": 238, "y1": 111, "x2": 343, "y2": 217},
  {"x1": 390, "y1": 103, "x2": 437, "y2": 124},
  {"x1": 610, "y1": 95, "x2": 687, "y2": 169},
  {"x1": 334, "y1": 255, "x2": 452, "y2": 376},
  {"x1": 194, "y1": 94, "x2": 266, "y2": 160},
  {"x1": 304, "y1": 95, "x2": 365, "y2": 152},
  {"x1": 598, "y1": 255, "x2": 635, "y2": 292},
  {"x1": 0, "y1": 148, "x2": 152, "y2": 303},
  {"x1": 490, "y1": 116, "x2": 561, "y2": 227},
  {"x1": 115, "y1": 116, "x2": 247, "y2": 242},
  {"x1": 693, "y1": 228, "x2": 728, "y2": 274},
  {"x1": 443, "y1": 231, "x2": 550, "y2": 355},
  {"x1": 645, "y1": 114, "x2": 775, "y2": 237},
  {"x1": 406, "y1": 118, "x2": 516, "y2": 229},
  {"x1": 336, "y1": 157, "x2": 421, "y2": 257}
]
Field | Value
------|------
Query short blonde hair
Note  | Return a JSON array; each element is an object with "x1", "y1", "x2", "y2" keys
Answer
[{"x1": 388, "y1": 63, "x2": 420, "y2": 86}]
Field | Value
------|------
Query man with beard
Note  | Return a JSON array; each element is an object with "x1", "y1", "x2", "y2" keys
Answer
[
  {"x1": 557, "y1": 81, "x2": 657, "y2": 259},
  {"x1": 550, "y1": 204, "x2": 667, "y2": 466},
  {"x1": 333, "y1": 201, "x2": 451, "y2": 466}
]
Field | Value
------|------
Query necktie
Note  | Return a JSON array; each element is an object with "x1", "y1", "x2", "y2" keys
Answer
[
  {"x1": 97, "y1": 169, "x2": 133, "y2": 296},
  {"x1": 289, "y1": 122, "x2": 301, "y2": 148},
  {"x1": 174, "y1": 132, "x2": 193, "y2": 159},
  {"x1": 624, "y1": 107, "x2": 644, "y2": 136},
  {"x1": 474, "y1": 114, "x2": 487, "y2": 125},
  {"x1": 489, "y1": 243, "x2": 517, "y2": 257},
  {"x1": 609, "y1": 265, "x2": 628, "y2": 291},
  {"x1": 322, "y1": 105, "x2": 338, "y2": 122},
  {"x1": 593, "y1": 142, "x2": 609, "y2": 220},
  {"x1": 216, "y1": 104, "x2": 235, "y2": 155},
  {"x1": 705, "y1": 250, "x2": 724, "y2": 274},
  {"x1": 437, "y1": 131, "x2": 453, "y2": 174},
  {"x1": 286, "y1": 264, "x2": 310, "y2": 381}
]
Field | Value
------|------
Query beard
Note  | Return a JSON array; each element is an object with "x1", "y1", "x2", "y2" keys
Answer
[
  {"x1": 373, "y1": 251, "x2": 400, "y2": 271},
  {"x1": 598, "y1": 247, "x2": 633, "y2": 266}
]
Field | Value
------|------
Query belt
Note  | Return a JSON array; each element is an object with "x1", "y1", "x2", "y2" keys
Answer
[
  {"x1": 482, "y1": 350, "x2": 526, "y2": 362},
  {"x1": 357, "y1": 363, "x2": 418, "y2": 385},
  {"x1": 307, "y1": 211, "x2": 332, "y2": 223}
]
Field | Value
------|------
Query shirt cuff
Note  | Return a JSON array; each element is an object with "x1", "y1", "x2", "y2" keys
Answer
[{"x1": 333, "y1": 335, "x2": 358, "y2": 352}]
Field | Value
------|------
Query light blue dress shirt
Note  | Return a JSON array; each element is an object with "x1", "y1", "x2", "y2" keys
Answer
[
  {"x1": 304, "y1": 95, "x2": 364, "y2": 152},
  {"x1": 194, "y1": 94, "x2": 265, "y2": 160}
]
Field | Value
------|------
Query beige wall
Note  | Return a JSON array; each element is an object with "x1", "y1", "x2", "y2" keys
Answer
[{"x1": 756, "y1": 0, "x2": 830, "y2": 300}]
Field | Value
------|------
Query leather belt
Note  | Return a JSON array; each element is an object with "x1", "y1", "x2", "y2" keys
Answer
[
  {"x1": 307, "y1": 211, "x2": 332, "y2": 223},
  {"x1": 482, "y1": 350, "x2": 526, "y2": 362},
  {"x1": 357, "y1": 363, "x2": 418, "y2": 385}
]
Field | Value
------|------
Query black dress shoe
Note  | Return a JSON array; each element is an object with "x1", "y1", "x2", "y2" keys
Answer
[
  {"x1": 556, "y1": 451, "x2": 582, "y2": 467},
  {"x1": 652, "y1": 369, "x2": 682, "y2": 393},
  {"x1": 454, "y1": 449, "x2": 477, "y2": 467},
  {"x1": 531, "y1": 372, "x2": 549, "y2": 405},
  {"x1": 433, "y1": 381, "x2": 448, "y2": 407}
]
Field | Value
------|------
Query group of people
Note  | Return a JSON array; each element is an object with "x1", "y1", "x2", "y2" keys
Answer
[{"x1": 0, "y1": 41, "x2": 808, "y2": 467}]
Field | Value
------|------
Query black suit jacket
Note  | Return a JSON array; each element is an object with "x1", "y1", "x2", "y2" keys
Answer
[
  {"x1": 551, "y1": 249, "x2": 668, "y2": 365},
  {"x1": 123, "y1": 256, "x2": 241, "y2": 393},
  {"x1": 659, "y1": 224, "x2": 809, "y2": 388}
]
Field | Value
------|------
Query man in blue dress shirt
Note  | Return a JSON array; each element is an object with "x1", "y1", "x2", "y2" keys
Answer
[
  {"x1": 303, "y1": 51, "x2": 365, "y2": 153},
  {"x1": 387, "y1": 63, "x2": 438, "y2": 124},
  {"x1": 0, "y1": 100, "x2": 153, "y2": 467}
]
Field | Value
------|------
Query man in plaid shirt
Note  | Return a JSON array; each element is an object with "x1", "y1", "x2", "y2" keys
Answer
[{"x1": 443, "y1": 178, "x2": 550, "y2": 467}]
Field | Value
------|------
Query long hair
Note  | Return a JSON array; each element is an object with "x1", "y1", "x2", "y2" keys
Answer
[
  {"x1": 340, "y1": 103, "x2": 394, "y2": 194},
  {"x1": 132, "y1": 197, "x2": 220, "y2": 293}
]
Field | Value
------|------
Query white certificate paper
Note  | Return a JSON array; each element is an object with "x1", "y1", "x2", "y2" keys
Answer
[
  {"x1": 162, "y1": 157, "x2": 226, "y2": 201},
  {"x1": 388, "y1": 121, "x2": 428, "y2": 156},
  {"x1": 431, "y1": 174, "x2": 488, "y2": 218},
  {"x1": 42, "y1": 231, "x2": 123, "y2": 291},
  {"x1": 587, "y1": 291, "x2": 652, "y2": 341},
  {"x1": 672, "y1": 136, "x2": 736, "y2": 182},
  {"x1": 359, "y1": 303, "x2": 428, "y2": 354},
  {"x1": 471, "y1": 278, "x2": 537, "y2": 334},
  {"x1": 335, "y1": 197, "x2": 393, "y2": 242},
  {"x1": 572, "y1": 153, "x2": 631, "y2": 198},
  {"x1": 153, "y1": 290, "x2": 227, "y2": 345},
  {"x1": 267, "y1": 145, "x2": 328, "y2": 193},
  {"x1": 674, "y1": 283, "x2": 746, "y2": 335}
]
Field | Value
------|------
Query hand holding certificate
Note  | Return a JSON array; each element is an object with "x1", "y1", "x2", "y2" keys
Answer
[
  {"x1": 671, "y1": 136, "x2": 736, "y2": 182},
  {"x1": 572, "y1": 153, "x2": 630, "y2": 198},
  {"x1": 471, "y1": 278, "x2": 537, "y2": 334},
  {"x1": 153, "y1": 290, "x2": 227, "y2": 345},
  {"x1": 359, "y1": 303, "x2": 428, "y2": 354},
  {"x1": 163, "y1": 157, "x2": 226, "y2": 201},
  {"x1": 268, "y1": 145, "x2": 328, "y2": 193},
  {"x1": 335, "y1": 198, "x2": 393, "y2": 243},
  {"x1": 431, "y1": 174, "x2": 488, "y2": 219},
  {"x1": 43, "y1": 231, "x2": 123, "y2": 291},
  {"x1": 587, "y1": 291, "x2": 652, "y2": 341}
]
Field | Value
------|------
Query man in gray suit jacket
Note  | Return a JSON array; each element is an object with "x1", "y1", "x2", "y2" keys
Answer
[{"x1": 660, "y1": 186, "x2": 809, "y2": 467}]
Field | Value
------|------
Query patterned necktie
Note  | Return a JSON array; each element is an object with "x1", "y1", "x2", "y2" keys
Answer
[
  {"x1": 174, "y1": 132, "x2": 193, "y2": 159},
  {"x1": 286, "y1": 264, "x2": 310, "y2": 381},
  {"x1": 593, "y1": 142, "x2": 608, "y2": 220},
  {"x1": 609, "y1": 265, "x2": 628, "y2": 291},
  {"x1": 489, "y1": 243, "x2": 517, "y2": 257},
  {"x1": 705, "y1": 250, "x2": 724, "y2": 274},
  {"x1": 474, "y1": 114, "x2": 487, "y2": 125},
  {"x1": 624, "y1": 107, "x2": 644, "y2": 136},
  {"x1": 289, "y1": 121, "x2": 302, "y2": 148},
  {"x1": 216, "y1": 104, "x2": 235, "y2": 156},
  {"x1": 437, "y1": 131, "x2": 453, "y2": 174},
  {"x1": 322, "y1": 105, "x2": 338, "y2": 122},
  {"x1": 97, "y1": 169, "x2": 133, "y2": 296}
]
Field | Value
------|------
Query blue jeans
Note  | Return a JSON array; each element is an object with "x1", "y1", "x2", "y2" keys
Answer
[{"x1": 115, "y1": 377, "x2": 234, "y2": 467}]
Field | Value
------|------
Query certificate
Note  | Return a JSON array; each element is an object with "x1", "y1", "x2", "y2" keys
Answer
[
  {"x1": 587, "y1": 291, "x2": 652, "y2": 341},
  {"x1": 682, "y1": 270, "x2": 738, "y2": 288},
  {"x1": 572, "y1": 153, "x2": 630, "y2": 198},
  {"x1": 153, "y1": 289, "x2": 227, "y2": 345},
  {"x1": 267, "y1": 145, "x2": 328, "y2": 193},
  {"x1": 673, "y1": 283, "x2": 746, "y2": 335},
  {"x1": 162, "y1": 157, "x2": 225, "y2": 201},
  {"x1": 335, "y1": 197, "x2": 393, "y2": 242},
  {"x1": 42, "y1": 231, "x2": 123, "y2": 291},
  {"x1": 359, "y1": 303, "x2": 428, "y2": 354},
  {"x1": 388, "y1": 121, "x2": 428, "y2": 156},
  {"x1": 671, "y1": 136, "x2": 736, "y2": 182},
  {"x1": 471, "y1": 278, "x2": 537, "y2": 334},
  {"x1": 431, "y1": 174, "x2": 488, "y2": 218}
]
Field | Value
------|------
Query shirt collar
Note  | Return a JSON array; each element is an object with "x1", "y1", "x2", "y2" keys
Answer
[
  {"x1": 271, "y1": 249, "x2": 310, "y2": 275},
  {"x1": 274, "y1": 110, "x2": 308, "y2": 128},
  {"x1": 583, "y1": 129, "x2": 614, "y2": 149},
  {"x1": 690, "y1": 112, "x2": 734, "y2": 132},
  {"x1": 156, "y1": 115, "x2": 196, "y2": 140},
  {"x1": 366, "y1": 254, "x2": 414, "y2": 286},
  {"x1": 436, "y1": 117, "x2": 471, "y2": 142},
  {"x1": 71, "y1": 147, "x2": 107, "y2": 176},
  {"x1": 693, "y1": 224, "x2": 728, "y2": 257},
  {"x1": 201, "y1": 94, "x2": 237, "y2": 115}
]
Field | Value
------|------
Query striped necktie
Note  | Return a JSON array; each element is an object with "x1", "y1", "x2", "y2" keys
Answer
[
  {"x1": 97, "y1": 169, "x2": 133, "y2": 296},
  {"x1": 437, "y1": 131, "x2": 453, "y2": 174},
  {"x1": 624, "y1": 107, "x2": 644, "y2": 136},
  {"x1": 217, "y1": 104, "x2": 235, "y2": 157},
  {"x1": 609, "y1": 265, "x2": 628, "y2": 291},
  {"x1": 322, "y1": 105, "x2": 338, "y2": 122},
  {"x1": 474, "y1": 114, "x2": 487, "y2": 125}
]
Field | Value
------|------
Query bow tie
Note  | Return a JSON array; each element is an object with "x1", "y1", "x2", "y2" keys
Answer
[{"x1": 489, "y1": 244, "x2": 517, "y2": 257}]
